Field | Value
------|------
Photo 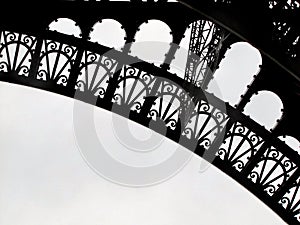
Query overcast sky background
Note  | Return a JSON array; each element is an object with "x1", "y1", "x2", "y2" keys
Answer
[{"x1": 0, "y1": 10, "x2": 294, "y2": 225}]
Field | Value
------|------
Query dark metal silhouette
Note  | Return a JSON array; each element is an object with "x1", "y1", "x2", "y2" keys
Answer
[
  {"x1": 185, "y1": 20, "x2": 226, "y2": 88},
  {"x1": 0, "y1": 0, "x2": 300, "y2": 224}
]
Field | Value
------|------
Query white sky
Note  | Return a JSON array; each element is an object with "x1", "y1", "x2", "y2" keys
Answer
[{"x1": 0, "y1": 83, "x2": 285, "y2": 225}]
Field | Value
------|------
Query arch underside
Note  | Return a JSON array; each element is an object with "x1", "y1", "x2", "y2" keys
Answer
[{"x1": 1, "y1": 1, "x2": 300, "y2": 224}]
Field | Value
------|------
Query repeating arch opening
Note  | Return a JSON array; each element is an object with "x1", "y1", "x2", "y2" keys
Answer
[
  {"x1": 207, "y1": 42, "x2": 262, "y2": 106},
  {"x1": 89, "y1": 19, "x2": 126, "y2": 49},
  {"x1": 168, "y1": 22, "x2": 192, "y2": 79},
  {"x1": 130, "y1": 20, "x2": 173, "y2": 67},
  {"x1": 48, "y1": 18, "x2": 82, "y2": 38},
  {"x1": 279, "y1": 135, "x2": 300, "y2": 153},
  {"x1": 243, "y1": 90, "x2": 284, "y2": 131}
]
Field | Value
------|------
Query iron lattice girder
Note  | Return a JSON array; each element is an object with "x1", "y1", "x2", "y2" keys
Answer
[
  {"x1": 178, "y1": 0, "x2": 300, "y2": 81},
  {"x1": 185, "y1": 19, "x2": 226, "y2": 87}
]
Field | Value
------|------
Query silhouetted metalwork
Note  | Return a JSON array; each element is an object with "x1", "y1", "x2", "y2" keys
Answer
[
  {"x1": 185, "y1": 20, "x2": 226, "y2": 87},
  {"x1": 0, "y1": 0, "x2": 300, "y2": 224}
]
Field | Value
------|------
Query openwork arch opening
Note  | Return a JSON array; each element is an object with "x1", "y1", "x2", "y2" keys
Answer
[
  {"x1": 89, "y1": 19, "x2": 126, "y2": 49},
  {"x1": 207, "y1": 42, "x2": 262, "y2": 106},
  {"x1": 243, "y1": 90, "x2": 284, "y2": 131},
  {"x1": 48, "y1": 18, "x2": 82, "y2": 38},
  {"x1": 279, "y1": 135, "x2": 300, "y2": 154},
  {"x1": 130, "y1": 19, "x2": 173, "y2": 67}
]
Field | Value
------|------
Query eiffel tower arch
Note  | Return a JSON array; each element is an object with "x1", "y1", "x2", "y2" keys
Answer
[{"x1": 0, "y1": 0, "x2": 300, "y2": 224}]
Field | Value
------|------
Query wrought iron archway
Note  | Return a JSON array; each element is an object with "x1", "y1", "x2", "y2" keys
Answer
[{"x1": 1, "y1": 0, "x2": 300, "y2": 224}]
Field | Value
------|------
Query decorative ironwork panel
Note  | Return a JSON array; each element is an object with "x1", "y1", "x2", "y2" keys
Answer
[
  {"x1": 0, "y1": 31, "x2": 36, "y2": 76},
  {"x1": 113, "y1": 65, "x2": 156, "y2": 112},
  {"x1": 217, "y1": 122, "x2": 264, "y2": 171},
  {"x1": 37, "y1": 40, "x2": 78, "y2": 86},
  {"x1": 248, "y1": 146, "x2": 298, "y2": 196},
  {"x1": 279, "y1": 177, "x2": 300, "y2": 222},
  {"x1": 147, "y1": 80, "x2": 189, "y2": 130},
  {"x1": 182, "y1": 99, "x2": 228, "y2": 149},
  {"x1": 76, "y1": 51, "x2": 118, "y2": 97}
]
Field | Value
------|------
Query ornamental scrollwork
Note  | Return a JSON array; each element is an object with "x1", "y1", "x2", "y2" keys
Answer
[
  {"x1": 113, "y1": 65, "x2": 156, "y2": 112},
  {"x1": 0, "y1": 31, "x2": 36, "y2": 76},
  {"x1": 147, "y1": 80, "x2": 193, "y2": 130},
  {"x1": 217, "y1": 122, "x2": 264, "y2": 171},
  {"x1": 279, "y1": 177, "x2": 300, "y2": 222},
  {"x1": 76, "y1": 51, "x2": 118, "y2": 97},
  {"x1": 182, "y1": 99, "x2": 228, "y2": 149},
  {"x1": 37, "y1": 40, "x2": 78, "y2": 86},
  {"x1": 248, "y1": 146, "x2": 297, "y2": 196}
]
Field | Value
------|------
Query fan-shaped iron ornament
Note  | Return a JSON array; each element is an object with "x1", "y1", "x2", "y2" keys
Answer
[{"x1": 1, "y1": 0, "x2": 300, "y2": 224}]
